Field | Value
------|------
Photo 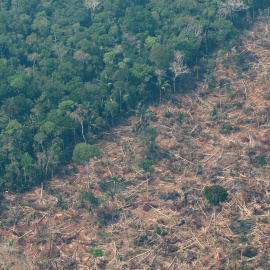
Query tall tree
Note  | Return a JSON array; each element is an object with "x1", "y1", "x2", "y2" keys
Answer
[
  {"x1": 84, "y1": 0, "x2": 101, "y2": 21},
  {"x1": 73, "y1": 143, "x2": 101, "y2": 187},
  {"x1": 169, "y1": 51, "x2": 190, "y2": 93}
]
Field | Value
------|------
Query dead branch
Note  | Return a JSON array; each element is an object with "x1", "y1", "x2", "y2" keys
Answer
[
  {"x1": 189, "y1": 229, "x2": 204, "y2": 249},
  {"x1": 241, "y1": 79, "x2": 248, "y2": 99},
  {"x1": 126, "y1": 251, "x2": 151, "y2": 263},
  {"x1": 150, "y1": 205, "x2": 171, "y2": 219},
  {"x1": 167, "y1": 256, "x2": 177, "y2": 269}
]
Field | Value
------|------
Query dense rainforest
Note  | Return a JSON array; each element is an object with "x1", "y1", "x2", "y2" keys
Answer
[{"x1": 0, "y1": 0, "x2": 269, "y2": 193}]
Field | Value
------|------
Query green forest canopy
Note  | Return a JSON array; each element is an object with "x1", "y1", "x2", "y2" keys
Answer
[{"x1": 0, "y1": 0, "x2": 269, "y2": 192}]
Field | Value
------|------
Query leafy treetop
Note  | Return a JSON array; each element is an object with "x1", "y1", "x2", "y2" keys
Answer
[{"x1": 203, "y1": 185, "x2": 228, "y2": 206}]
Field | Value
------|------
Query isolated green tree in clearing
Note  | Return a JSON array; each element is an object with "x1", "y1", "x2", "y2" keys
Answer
[
  {"x1": 72, "y1": 143, "x2": 101, "y2": 187},
  {"x1": 204, "y1": 185, "x2": 228, "y2": 230},
  {"x1": 139, "y1": 125, "x2": 158, "y2": 158},
  {"x1": 204, "y1": 185, "x2": 228, "y2": 206},
  {"x1": 138, "y1": 157, "x2": 153, "y2": 174}
]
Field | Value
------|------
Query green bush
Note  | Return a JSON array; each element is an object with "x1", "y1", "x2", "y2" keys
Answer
[
  {"x1": 56, "y1": 195, "x2": 66, "y2": 209},
  {"x1": 203, "y1": 185, "x2": 228, "y2": 206},
  {"x1": 211, "y1": 106, "x2": 218, "y2": 117},
  {"x1": 88, "y1": 248, "x2": 103, "y2": 257},
  {"x1": 163, "y1": 110, "x2": 172, "y2": 118},
  {"x1": 207, "y1": 59, "x2": 216, "y2": 69},
  {"x1": 225, "y1": 85, "x2": 234, "y2": 99},
  {"x1": 218, "y1": 49, "x2": 226, "y2": 57},
  {"x1": 96, "y1": 207, "x2": 119, "y2": 226},
  {"x1": 219, "y1": 122, "x2": 239, "y2": 135},
  {"x1": 96, "y1": 229, "x2": 108, "y2": 238},
  {"x1": 138, "y1": 158, "x2": 153, "y2": 173},
  {"x1": 238, "y1": 233, "x2": 248, "y2": 243},
  {"x1": 153, "y1": 224, "x2": 161, "y2": 236},
  {"x1": 207, "y1": 73, "x2": 217, "y2": 89},
  {"x1": 254, "y1": 156, "x2": 267, "y2": 167},
  {"x1": 99, "y1": 174, "x2": 125, "y2": 194},
  {"x1": 139, "y1": 125, "x2": 158, "y2": 158},
  {"x1": 174, "y1": 111, "x2": 185, "y2": 123},
  {"x1": 77, "y1": 191, "x2": 99, "y2": 209}
]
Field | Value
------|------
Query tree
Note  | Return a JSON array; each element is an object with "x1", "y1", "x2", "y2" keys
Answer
[
  {"x1": 104, "y1": 99, "x2": 119, "y2": 125},
  {"x1": 77, "y1": 190, "x2": 99, "y2": 209},
  {"x1": 77, "y1": 190, "x2": 100, "y2": 241},
  {"x1": 139, "y1": 125, "x2": 158, "y2": 158},
  {"x1": 44, "y1": 138, "x2": 62, "y2": 180},
  {"x1": 204, "y1": 185, "x2": 228, "y2": 230},
  {"x1": 27, "y1": 53, "x2": 39, "y2": 70},
  {"x1": 218, "y1": 0, "x2": 249, "y2": 18},
  {"x1": 181, "y1": 187, "x2": 192, "y2": 207},
  {"x1": 88, "y1": 247, "x2": 103, "y2": 257},
  {"x1": 58, "y1": 100, "x2": 75, "y2": 112},
  {"x1": 7, "y1": 72, "x2": 26, "y2": 93},
  {"x1": 138, "y1": 157, "x2": 153, "y2": 174},
  {"x1": 113, "y1": 81, "x2": 126, "y2": 112},
  {"x1": 108, "y1": 174, "x2": 123, "y2": 194},
  {"x1": 130, "y1": 63, "x2": 152, "y2": 83},
  {"x1": 169, "y1": 51, "x2": 190, "y2": 92},
  {"x1": 203, "y1": 185, "x2": 228, "y2": 206},
  {"x1": 31, "y1": 11, "x2": 49, "y2": 36},
  {"x1": 73, "y1": 50, "x2": 91, "y2": 66},
  {"x1": 51, "y1": 42, "x2": 68, "y2": 63},
  {"x1": 84, "y1": 0, "x2": 100, "y2": 20},
  {"x1": 20, "y1": 152, "x2": 33, "y2": 183},
  {"x1": 69, "y1": 105, "x2": 88, "y2": 143},
  {"x1": 73, "y1": 143, "x2": 101, "y2": 187},
  {"x1": 150, "y1": 44, "x2": 173, "y2": 70},
  {"x1": 40, "y1": 121, "x2": 59, "y2": 138},
  {"x1": 154, "y1": 68, "x2": 170, "y2": 103}
]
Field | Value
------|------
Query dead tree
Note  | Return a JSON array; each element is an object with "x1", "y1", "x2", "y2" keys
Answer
[{"x1": 169, "y1": 51, "x2": 190, "y2": 93}]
